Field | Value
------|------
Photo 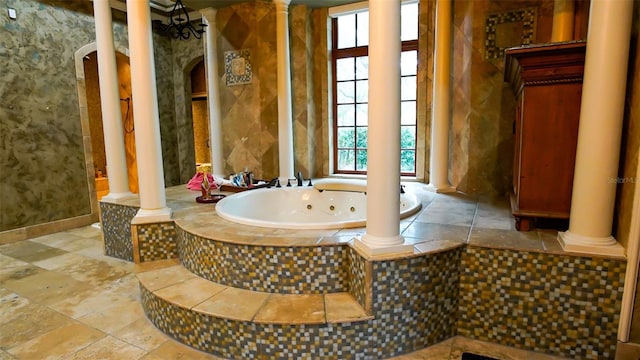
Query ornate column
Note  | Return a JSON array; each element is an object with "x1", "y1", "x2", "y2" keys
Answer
[
  {"x1": 93, "y1": 0, "x2": 133, "y2": 201},
  {"x1": 426, "y1": 0, "x2": 455, "y2": 193},
  {"x1": 126, "y1": 0, "x2": 171, "y2": 223},
  {"x1": 551, "y1": 0, "x2": 575, "y2": 42},
  {"x1": 558, "y1": 0, "x2": 633, "y2": 256},
  {"x1": 274, "y1": 0, "x2": 295, "y2": 182},
  {"x1": 201, "y1": 8, "x2": 224, "y2": 177},
  {"x1": 354, "y1": 0, "x2": 412, "y2": 256}
]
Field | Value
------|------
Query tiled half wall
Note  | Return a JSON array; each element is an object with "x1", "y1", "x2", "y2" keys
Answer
[
  {"x1": 459, "y1": 247, "x2": 626, "y2": 359},
  {"x1": 141, "y1": 248, "x2": 461, "y2": 359},
  {"x1": 101, "y1": 202, "x2": 626, "y2": 359},
  {"x1": 100, "y1": 202, "x2": 138, "y2": 261},
  {"x1": 177, "y1": 228, "x2": 349, "y2": 294},
  {"x1": 141, "y1": 243, "x2": 625, "y2": 359}
]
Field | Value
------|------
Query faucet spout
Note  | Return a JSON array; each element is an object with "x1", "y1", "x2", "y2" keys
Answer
[{"x1": 296, "y1": 171, "x2": 303, "y2": 187}]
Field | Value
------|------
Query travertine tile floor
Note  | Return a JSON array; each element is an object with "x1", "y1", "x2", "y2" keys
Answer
[
  {"x1": 1, "y1": 191, "x2": 639, "y2": 359},
  {"x1": 0, "y1": 224, "x2": 564, "y2": 360}
]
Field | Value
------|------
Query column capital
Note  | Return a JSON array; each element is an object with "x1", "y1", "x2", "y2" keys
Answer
[
  {"x1": 273, "y1": 0, "x2": 291, "y2": 12},
  {"x1": 200, "y1": 7, "x2": 217, "y2": 22}
]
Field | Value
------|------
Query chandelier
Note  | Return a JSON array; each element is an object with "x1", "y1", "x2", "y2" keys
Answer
[{"x1": 164, "y1": 0, "x2": 207, "y2": 40}]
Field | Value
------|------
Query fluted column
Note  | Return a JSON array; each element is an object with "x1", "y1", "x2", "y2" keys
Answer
[
  {"x1": 126, "y1": 0, "x2": 171, "y2": 223},
  {"x1": 354, "y1": 0, "x2": 412, "y2": 256},
  {"x1": 201, "y1": 8, "x2": 224, "y2": 177},
  {"x1": 551, "y1": 0, "x2": 575, "y2": 42},
  {"x1": 426, "y1": 0, "x2": 455, "y2": 193},
  {"x1": 558, "y1": 0, "x2": 633, "y2": 256},
  {"x1": 274, "y1": 0, "x2": 295, "y2": 182},
  {"x1": 93, "y1": 0, "x2": 133, "y2": 201}
]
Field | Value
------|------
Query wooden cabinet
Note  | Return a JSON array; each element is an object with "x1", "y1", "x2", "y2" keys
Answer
[{"x1": 504, "y1": 41, "x2": 586, "y2": 231}]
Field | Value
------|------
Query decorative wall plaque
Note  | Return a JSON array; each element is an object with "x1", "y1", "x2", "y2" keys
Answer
[
  {"x1": 224, "y1": 49, "x2": 252, "y2": 86},
  {"x1": 485, "y1": 8, "x2": 537, "y2": 60}
]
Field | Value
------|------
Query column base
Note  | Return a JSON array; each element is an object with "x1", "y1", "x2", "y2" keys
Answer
[
  {"x1": 353, "y1": 233, "x2": 414, "y2": 257},
  {"x1": 132, "y1": 207, "x2": 172, "y2": 224},
  {"x1": 558, "y1": 231, "x2": 626, "y2": 257},
  {"x1": 425, "y1": 183, "x2": 457, "y2": 194},
  {"x1": 101, "y1": 192, "x2": 137, "y2": 203}
]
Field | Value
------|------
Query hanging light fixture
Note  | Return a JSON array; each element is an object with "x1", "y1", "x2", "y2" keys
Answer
[{"x1": 164, "y1": 0, "x2": 207, "y2": 40}]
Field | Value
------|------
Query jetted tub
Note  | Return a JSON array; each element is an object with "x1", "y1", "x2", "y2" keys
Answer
[{"x1": 215, "y1": 182, "x2": 422, "y2": 230}]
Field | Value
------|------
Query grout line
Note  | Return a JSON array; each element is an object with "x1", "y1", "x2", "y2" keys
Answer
[{"x1": 465, "y1": 200, "x2": 480, "y2": 245}]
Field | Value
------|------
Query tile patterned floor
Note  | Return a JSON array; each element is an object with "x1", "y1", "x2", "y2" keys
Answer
[{"x1": 0, "y1": 192, "x2": 636, "y2": 359}]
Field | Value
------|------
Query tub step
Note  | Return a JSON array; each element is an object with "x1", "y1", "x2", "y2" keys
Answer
[{"x1": 135, "y1": 259, "x2": 373, "y2": 325}]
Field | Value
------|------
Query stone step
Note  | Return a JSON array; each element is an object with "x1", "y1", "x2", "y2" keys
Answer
[{"x1": 136, "y1": 259, "x2": 373, "y2": 325}]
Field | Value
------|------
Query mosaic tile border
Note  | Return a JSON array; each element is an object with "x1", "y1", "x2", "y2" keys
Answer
[
  {"x1": 177, "y1": 227, "x2": 349, "y2": 294},
  {"x1": 100, "y1": 202, "x2": 139, "y2": 261},
  {"x1": 133, "y1": 222, "x2": 177, "y2": 263},
  {"x1": 485, "y1": 8, "x2": 536, "y2": 60},
  {"x1": 458, "y1": 246, "x2": 626, "y2": 359},
  {"x1": 140, "y1": 248, "x2": 460, "y2": 359}
]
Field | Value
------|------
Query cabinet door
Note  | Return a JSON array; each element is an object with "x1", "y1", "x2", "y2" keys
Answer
[{"x1": 518, "y1": 83, "x2": 581, "y2": 215}]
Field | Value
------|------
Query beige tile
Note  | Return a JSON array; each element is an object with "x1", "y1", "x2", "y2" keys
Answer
[
  {"x1": 136, "y1": 265, "x2": 197, "y2": 291},
  {"x1": 414, "y1": 240, "x2": 464, "y2": 255},
  {"x1": 141, "y1": 339, "x2": 222, "y2": 360},
  {"x1": 32, "y1": 252, "x2": 92, "y2": 270},
  {"x1": 0, "y1": 253, "x2": 29, "y2": 268},
  {"x1": 324, "y1": 292, "x2": 372, "y2": 323},
  {"x1": 193, "y1": 287, "x2": 269, "y2": 322},
  {"x1": 0, "y1": 240, "x2": 68, "y2": 263},
  {"x1": 112, "y1": 317, "x2": 170, "y2": 351},
  {"x1": 468, "y1": 227, "x2": 543, "y2": 252},
  {"x1": 0, "y1": 291, "x2": 35, "y2": 323},
  {"x1": 254, "y1": 294, "x2": 325, "y2": 324},
  {"x1": 45, "y1": 256, "x2": 131, "y2": 287},
  {"x1": 29, "y1": 231, "x2": 85, "y2": 248},
  {"x1": 8, "y1": 322, "x2": 105, "y2": 359},
  {"x1": 402, "y1": 223, "x2": 470, "y2": 243},
  {"x1": 134, "y1": 259, "x2": 181, "y2": 274},
  {"x1": 0, "y1": 300, "x2": 74, "y2": 349},
  {"x1": 59, "y1": 237, "x2": 103, "y2": 252},
  {"x1": 539, "y1": 229, "x2": 564, "y2": 253},
  {"x1": 0, "y1": 348, "x2": 16, "y2": 360},
  {"x1": 102, "y1": 273, "x2": 143, "y2": 301},
  {"x1": 63, "y1": 335, "x2": 147, "y2": 359},
  {"x1": 416, "y1": 207, "x2": 476, "y2": 227},
  {"x1": 77, "y1": 299, "x2": 145, "y2": 334},
  {"x1": 317, "y1": 234, "x2": 358, "y2": 245},
  {"x1": 65, "y1": 225, "x2": 102, "y2": 239},
  {"x1": 73, "y1": 245, "x2": 106, "y2": 259},
  {"x1": 155, "y1": 277, "x2": 227, "y2": 309},
  {"x1": 0, "y1": 263, "x2": 39, "y2": 283},
  {"x1": 47, "y1": 285, "x2": 137, "y2": 319},
  {"x1": 1, "y1": 267, "x2": 95, "y2": 305}
]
